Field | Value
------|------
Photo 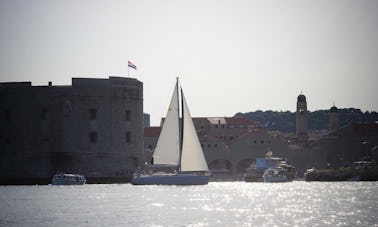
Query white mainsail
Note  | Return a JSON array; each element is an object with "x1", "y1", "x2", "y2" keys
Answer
[
  {"x1": 152, "y1": 82, "x2": 180, "y2": 166},
  {"x1": 180, "y1": 90, "x2": 209, "y2": 172}
]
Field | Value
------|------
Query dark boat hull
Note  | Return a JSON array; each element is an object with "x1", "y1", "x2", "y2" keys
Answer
[
  {"x1": 244, "y1": 176, "x2": 262, "y2": 182},
  {"x1": 131, "y1": 173, "x2": 210, "y2": 185}
]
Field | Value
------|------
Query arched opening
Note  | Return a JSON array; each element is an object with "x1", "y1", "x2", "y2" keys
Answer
[
  {"x1": 235, "y1": 159, "x2": 255, "y2": 180},
  {"x1": 208, "y1": 159, "x2": 233, "y2": 181}
]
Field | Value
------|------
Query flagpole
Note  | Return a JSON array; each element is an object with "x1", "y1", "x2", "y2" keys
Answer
[{"x1": 128, "y1": 60, "x2": 137, "y2": 78}]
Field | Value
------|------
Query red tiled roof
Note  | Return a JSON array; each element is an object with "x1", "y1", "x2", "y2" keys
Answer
[
  {"x1": 192, "y1": 117, "x2": 209, "y2": 121},
  {"x1": 226, "y1": 131, "x2": 253, "y2": 145},
  {"x1": 144, "y1": 127, "x2": 161, "y2": 137}
]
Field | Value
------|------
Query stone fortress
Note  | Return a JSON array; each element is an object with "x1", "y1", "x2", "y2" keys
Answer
[
  {"x1": 1, "y1": 76, "x2": 377, "y2": 183},
  {"x1": 0, "y1": 77, "x2": 143, "y2": 184}
]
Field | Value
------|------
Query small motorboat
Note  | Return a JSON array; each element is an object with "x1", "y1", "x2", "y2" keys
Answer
[
  {"x1": 244, "y1": 149, "x2": 296, "y2": 182},
  {"x1": 51, "y1": 172, "x2": 86, "y2": 185},
  {"x1": 262, "y1": 167, "x2": 288, "y2": 183}
]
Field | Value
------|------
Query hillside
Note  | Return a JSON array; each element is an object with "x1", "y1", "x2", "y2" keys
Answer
[{"x1": 235, "y1": 108, "x2": 378, "y2": 133}]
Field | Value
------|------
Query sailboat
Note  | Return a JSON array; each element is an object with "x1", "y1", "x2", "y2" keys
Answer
[{"x1": 131, "y1": 78, "x2": 210, "y2": 185}]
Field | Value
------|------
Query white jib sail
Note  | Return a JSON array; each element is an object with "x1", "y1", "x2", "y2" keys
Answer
[
  {"x1": 152, "y1": 82, "x2": 180, "y2": 166},
  {"x1": 180, "y1": 91, "x2": 209, "y2": 172}
]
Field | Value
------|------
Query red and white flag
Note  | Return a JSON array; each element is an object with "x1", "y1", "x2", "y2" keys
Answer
[{"x1": 128, "y1": 60, "x2": 137, "y2": 70}]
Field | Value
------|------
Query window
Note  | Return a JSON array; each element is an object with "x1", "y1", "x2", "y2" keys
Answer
[
  {"x1": 89, "y1": 132, "x2": 97, "y2": 143},
  {"x1": 89, "y1": 109, "x2": 97, "y2": 120},
  {"x1": 5, "y1": 138, "x2": 11, "y2": 144},
  {"x1": 215, "y1": 125, "x2": 218, "y2": 128},
  {"x1": 125, "y1": 110, "x2": 131, "y2": 121},
  {"x1": 41, "y1": 109, "x2": 48, "y2": 120},
  {"x1": 41, "y1": 138, "x2": 49, "y2": 144},
  {"x1": 201, "y1": 144, "x2": 204, "y2": 148},
  {"x1": 215, "y1": 144, "x2": 218, "y2": 148},
  {"x1": 261, "y1": 140, "x2": 264, "y2": 144},
  {"x1": 64, "y1": 106, "x2": 71, "y2": 117},
  {"x1": 208, "y1": 144, "x2": 211, "y2": 148},
  {"x1": 229, "y1": 136, "x2": 233, "y2": 140},
  {"x1": 126, "y1": 131, "x2": 131, "y2": 143},
  {"x1": 64, "y1": 101, "x2": 71, "y2": 117}
]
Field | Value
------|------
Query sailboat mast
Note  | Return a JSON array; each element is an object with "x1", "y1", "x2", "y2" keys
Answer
[{"x1": 177, "y1": 77, "x2": 183, "y2": 172}]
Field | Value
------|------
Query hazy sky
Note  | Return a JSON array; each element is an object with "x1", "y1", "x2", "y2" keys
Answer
[{"x1": 1, "y1": 0, "x2": 377, "y2": 125}]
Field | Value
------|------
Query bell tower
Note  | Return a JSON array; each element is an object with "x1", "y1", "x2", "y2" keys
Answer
[
  {"x1": 329, "y1": 105, "x2": 340, "y2": 132},
  {"x1": 296, "y1": 94, "x2": 308, "y2": 141}
]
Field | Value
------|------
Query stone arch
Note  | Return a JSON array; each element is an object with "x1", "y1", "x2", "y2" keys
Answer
[
  {"x1": 208, "y1": 159, "x2": 233, "y2": 180},
  {"x1": 235, "y1": 159, "x2": 255, "y2": 174}
]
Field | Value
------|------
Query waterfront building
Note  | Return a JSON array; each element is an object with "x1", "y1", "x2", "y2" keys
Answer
[
  {"x1": 0, "y1": 77, "x2": 144, "y2": 184},
  {"x1": 307, "y1": 122, "x2": 378, "y2": 169},
  {"x1": 144, "y1": 117, "x2": 306, "y2": 179},
  {"x1": 143, "y1": 113, "x2": 151, "y2": 128},
  {"x1": 143, "y1": 126, "x2": 161, "y2": 165}
]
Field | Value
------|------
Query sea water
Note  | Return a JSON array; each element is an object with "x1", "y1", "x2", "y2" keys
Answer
[{"x1": 0, "y1": 182, "x2": 377, "y2": 226}]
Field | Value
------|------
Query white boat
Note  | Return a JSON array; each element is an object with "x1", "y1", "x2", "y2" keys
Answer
[
  {"x1": 51, "y1": 173, "x2": 86, "y2": 185},
  {"x1": 262, "y1": 167, "x2": 288, "y2": 183},
  {"x1": 131, "y1": 78, "x2": 210, "y2": 185}
]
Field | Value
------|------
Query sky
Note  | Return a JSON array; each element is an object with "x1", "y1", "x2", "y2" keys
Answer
[{"x1": 1, "y1": 0, "x2": 378, "y2": 126}]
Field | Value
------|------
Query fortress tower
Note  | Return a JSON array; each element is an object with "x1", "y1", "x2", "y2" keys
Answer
[
  {"x1": 0, "y1": 76, "x2": 144, "y2": 183},
  {"x1": 329, "y1": 105, "x2": 340, "y2": 132},
  {"x1": 296, "y1": 94, "x2": 308, "y2": 141}
]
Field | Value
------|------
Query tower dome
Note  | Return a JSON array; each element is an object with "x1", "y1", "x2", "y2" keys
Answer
[
  {"x1": 297, "y1": 94, "x2": 306, "y2": 102},
  {"x1": 330, "y1": 106, "x2": 338, "y2": 113}
]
